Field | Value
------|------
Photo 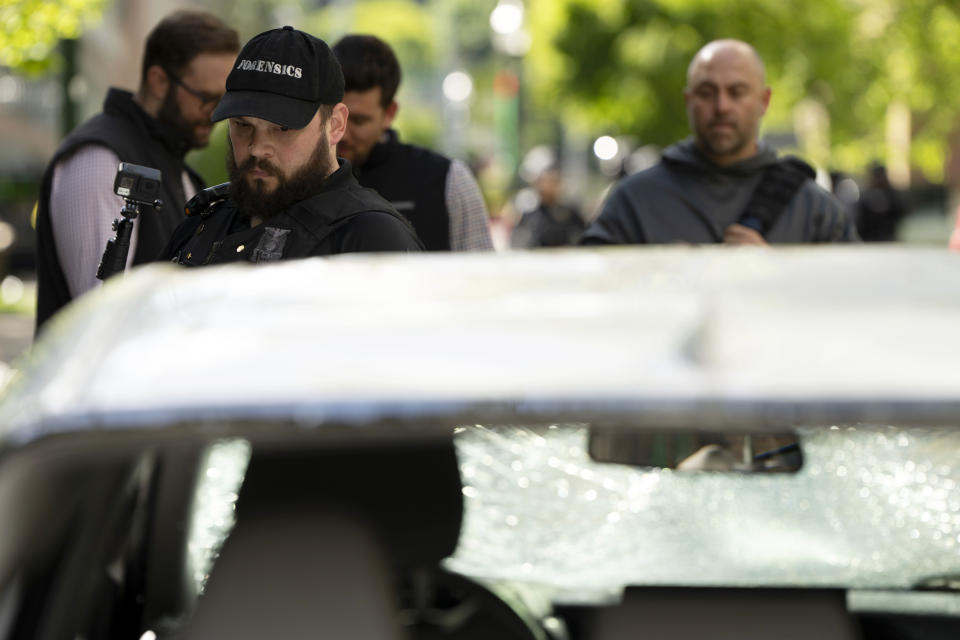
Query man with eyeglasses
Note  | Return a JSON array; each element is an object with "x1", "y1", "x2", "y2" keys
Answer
[{"x1": 34, "y1": 10, "x2": 239, "y2": 330}]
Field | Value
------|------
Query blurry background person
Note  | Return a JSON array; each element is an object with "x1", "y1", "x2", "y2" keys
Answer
[
  {"x1": 34, "y1": 10, "x2": 239, "y2": 330},
  {"x1": 511, "y1": 167, "x2": 585, "y2": 248},
  {"x1": 581, "y1": 39, "x2": 858, "y2": 246},
  {"x1": 333, "y1": 34, "x2": 493, "y2": 252},
  {"x1": 857, "y1": 162, "x2": 907, "y2": 242}
]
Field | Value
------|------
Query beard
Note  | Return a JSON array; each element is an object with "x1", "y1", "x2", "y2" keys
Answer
[
  {"x1": 336, "y1": 139, "x2": 371, "y2": 168},
  {"x1": 157, "y1": 87, "x2": 210, "y2": 149},
  {"x1": 693, "y1": 118, "x2": 753, "y2": 162},
  {"x1": 227, "y1": 133, "x2": 336, "y2": 223}
]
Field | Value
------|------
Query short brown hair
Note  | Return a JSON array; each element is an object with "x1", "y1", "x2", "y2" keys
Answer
[
  {"x1": 318, "y1": 104, "x2": 333, "y2": 124},
  {"x1": 140, "y1": 10, "x2": 239, "y2": 86},
  {"x1": 332, "y1": 35, "x2": 401, "y2": 108}
]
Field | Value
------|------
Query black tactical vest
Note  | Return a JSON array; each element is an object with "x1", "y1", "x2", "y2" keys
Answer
[
  {"x1": 163, "y1": 161, "x2": 423, "y2": 264},
  {"x1": 352, "y1": 130, "x2": 451, "y2": 251},
  {"x1": 35, "y1": 89, "x2": 203, "y2": 331}
]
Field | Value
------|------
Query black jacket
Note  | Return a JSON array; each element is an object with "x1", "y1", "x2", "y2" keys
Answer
[
  {"x1": 162, "y1": 160, "x2": 423, "y2": 265},
  {"x1": 581, "y1": 140, "x2": 859, "y2": 245},
  {"x1": 511, "y1": 203, "x2": 586, "y2": 248},
  {"x1": 353, "y1": 129, "x2": 451, "y2": 250},
  {"x1": 35, "y1": 89, "x2": 203, "y2": 330}
]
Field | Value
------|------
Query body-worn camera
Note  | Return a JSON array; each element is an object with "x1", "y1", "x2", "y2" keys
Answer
[{"x1": 113, "y1": 162, "x2": 162, "y2": 206}]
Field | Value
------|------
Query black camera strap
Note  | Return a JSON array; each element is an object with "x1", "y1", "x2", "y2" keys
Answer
[{"x1": 736, "y1": 156, "x2": 815, "y2": 236}]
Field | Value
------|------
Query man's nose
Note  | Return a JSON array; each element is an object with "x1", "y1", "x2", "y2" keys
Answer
[
  {"x1": 715, "y1": 91, "x2": 732, "y2": 113},
  {"x1": 248, "y1": 130, "x2": 273, "y2": 158}
]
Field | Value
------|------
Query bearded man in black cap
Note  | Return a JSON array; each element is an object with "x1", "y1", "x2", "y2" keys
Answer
[{"x1": 162, "y1": 26, "x2": 422, "y2": 266}]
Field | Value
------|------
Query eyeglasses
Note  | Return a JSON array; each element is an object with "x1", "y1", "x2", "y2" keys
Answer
[{"x1": 166, "y1": 69, "x2": 222, "y2": 108}]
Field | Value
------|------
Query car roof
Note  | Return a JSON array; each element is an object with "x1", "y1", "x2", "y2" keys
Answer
[
  {"x1": 4, "y1": 247, "x2": 960, "y2": 613},
  {"x1": 3, "y1": 246, "x2": 960, "y2": 446}
]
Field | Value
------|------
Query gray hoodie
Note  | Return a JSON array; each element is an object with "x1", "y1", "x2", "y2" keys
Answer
[{"x1": 582, "y1": 140, "x2": 859, "y2": 244}]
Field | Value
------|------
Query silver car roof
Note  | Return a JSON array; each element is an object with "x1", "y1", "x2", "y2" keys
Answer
[{"x1": 2, "y1": 246, "x2": 959, "y2": 445}]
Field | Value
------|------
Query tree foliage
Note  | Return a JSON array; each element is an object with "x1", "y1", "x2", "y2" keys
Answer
[
  {"x1": 302, "y1": 0, "x2": 502, "y2": 150},
  {"x1": 0, "y1": 0, "x2": 107, "y2": 74},
  {"x1": 526, "y1": 0, "x2": 960, "y2": 179}
]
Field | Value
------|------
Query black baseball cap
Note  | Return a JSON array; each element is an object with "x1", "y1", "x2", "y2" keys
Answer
[{"x1": 212, "y1": 26, "x2": 344, "y2": 129}]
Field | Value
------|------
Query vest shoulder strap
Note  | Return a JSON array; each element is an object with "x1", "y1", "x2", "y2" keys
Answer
[
  {"x1": 738, "y1": 156, "x2": 816, "y2": 236},
  {"x1": 288, "y1": 206, "x2": 404, "y2": 249}
]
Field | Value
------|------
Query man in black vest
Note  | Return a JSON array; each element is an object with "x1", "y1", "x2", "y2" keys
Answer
[
  {"x1": 581, "y1": 39, "x2": 858, "y2": 245},
  {"x1": 332, "y1": 35, "x2": 493, "y2": 252},
  {"x1": 35, "y1": 10, "x2": 239, "y2": 330},
  {"x1": 161, "y1": 27, "x2": 422, "y2": 265}
]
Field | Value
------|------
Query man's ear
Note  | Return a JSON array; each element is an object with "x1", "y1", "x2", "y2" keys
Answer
[
  {"x1": 760, "y1": 86, "x2": 772, "y2": 115},
  {"x1": 135, "y1": 65, "x2": 171, "y2": 118},
  {"x1": 143, "y1": 65, "x2": 170, "y2": 102},
  {"x1": 383, "y1": 100, "x2": 398, "y2": 129},
  {"x1": 327, "y1": 102, "x2": 350, "y2": 145}
]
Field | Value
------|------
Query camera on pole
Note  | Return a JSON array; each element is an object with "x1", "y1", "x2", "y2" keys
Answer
[{"x1": 96, "y1": 163, "x2": 163, "y2": 281}]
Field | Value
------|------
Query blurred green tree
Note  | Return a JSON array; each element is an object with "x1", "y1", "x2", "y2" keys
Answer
[
  {"x1": 302, "y1": 0, "x2": 445, "y2": 148},
  {"x1": 526, "y1": 0, "x2": 960, "y2": 181},
  {"x1": 0, "y1": 0, "x2": 107, "y2": 74}
]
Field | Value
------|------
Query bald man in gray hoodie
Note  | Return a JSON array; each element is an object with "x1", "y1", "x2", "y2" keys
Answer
[{"x1": 582, "y1": 39, "x2": 858, "y2": 245}]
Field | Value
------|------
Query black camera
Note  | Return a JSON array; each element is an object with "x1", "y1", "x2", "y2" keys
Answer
[
  {"x1": 97, "y1": 163, "x2": 163, "y2": 281},
  {"x1": 113, "y1": 162, "x2": 162, "y2": 206}
]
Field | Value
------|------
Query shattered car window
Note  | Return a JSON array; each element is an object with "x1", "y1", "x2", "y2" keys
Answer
[{"x1": 446, "y1": 424, "x2": 960, "y2": 603}]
